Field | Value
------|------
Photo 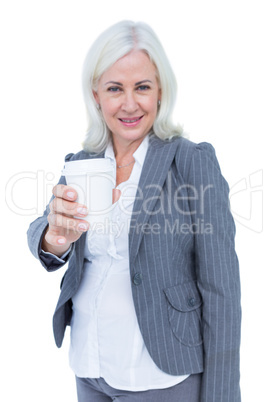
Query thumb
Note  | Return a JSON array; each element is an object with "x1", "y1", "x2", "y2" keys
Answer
[{"x1": 112, "y1": 188, "x2": 121, "y2": 204}]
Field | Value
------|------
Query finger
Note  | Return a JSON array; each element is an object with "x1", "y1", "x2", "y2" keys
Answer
[
  {"x1": 45, "y1": 230, "x2": 68, "y2": 247},
  {"x1": 52, "y1": 184, "x2": 78, "y2": 201},
  {"x1": 48, "y1": 213, "x2": 89, "y2": 233},
  {"x1": 50, "y1": 198, "x2": 88, "y2": 217}
]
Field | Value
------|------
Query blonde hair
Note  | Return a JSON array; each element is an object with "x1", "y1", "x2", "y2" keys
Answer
[{"x1": 82, "y1": 20, "x2": 182, "y2": 153}]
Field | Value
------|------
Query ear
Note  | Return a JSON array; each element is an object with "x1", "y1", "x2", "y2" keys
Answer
[
  {"x1": 158, "y1": 87, "x2": 162, "y2": 101},
  {"x1": 93, "y1": 90, "x2": 99, "y2": 104}
]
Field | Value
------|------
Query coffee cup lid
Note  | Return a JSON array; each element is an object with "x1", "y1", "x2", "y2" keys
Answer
[{"x1": 62, "y1": 158, "x2": 114, "y2": 175}]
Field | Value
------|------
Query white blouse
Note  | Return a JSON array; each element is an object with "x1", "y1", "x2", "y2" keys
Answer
[{"x1": 69, "y1": 135, "x2": 189, "y2": 390}]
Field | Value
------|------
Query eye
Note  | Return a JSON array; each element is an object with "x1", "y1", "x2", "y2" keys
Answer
[
  {"x1": 107, "y1": 86, "x2": 121, "y2": 92},
  {"x1": 136, "y1": 85, "x2": 150, "y2": 91}
]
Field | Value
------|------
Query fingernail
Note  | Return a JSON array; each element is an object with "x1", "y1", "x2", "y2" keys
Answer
[
  {"x1": 78, "y1": 223, "x2": 88, "y2": 231},
  {"x1": 77, "y1": 207, "x2": 88, "y2": 216},
  {"x1": 67, "y1": 191, "x2": 76, "y2": 199},
  {"x1": 58, "y1": 238, "x2": 66, "y2": 244}
]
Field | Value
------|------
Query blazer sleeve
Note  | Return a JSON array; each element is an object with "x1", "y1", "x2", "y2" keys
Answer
[{"x1": 188, "y1": 143, "x2": 241, "y2": 402}]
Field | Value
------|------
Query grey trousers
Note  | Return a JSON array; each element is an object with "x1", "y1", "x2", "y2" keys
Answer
[{"x1": 75, "y1": 374, "x2": 202, "y2": 402}]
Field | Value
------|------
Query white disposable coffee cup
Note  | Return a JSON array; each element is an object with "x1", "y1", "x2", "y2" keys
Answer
[{"x1": 61, "y1": 158, "x2": 115, "y2": 227}]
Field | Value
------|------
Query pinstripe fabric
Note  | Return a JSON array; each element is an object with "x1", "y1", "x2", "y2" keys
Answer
[{"x1": 27, "y1": 134, "x2": 241, "y2": 402}]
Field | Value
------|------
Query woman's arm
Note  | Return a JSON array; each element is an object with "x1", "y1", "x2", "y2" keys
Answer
[
  {"x1": 188, "y1": 143, "x2": 241, "y2": 402},
  {"x1": 27, "y1": 173, "x2": 89, "y2": 270}
]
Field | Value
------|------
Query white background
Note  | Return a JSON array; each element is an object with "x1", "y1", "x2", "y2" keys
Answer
[{"x1": 1, "y1": 1, "x2": 267, "y2": 400}]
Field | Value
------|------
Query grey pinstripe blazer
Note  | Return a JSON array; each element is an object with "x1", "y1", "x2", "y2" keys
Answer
[{"x1": 27, "y1": 134, "x2": 241, "y2": 401}]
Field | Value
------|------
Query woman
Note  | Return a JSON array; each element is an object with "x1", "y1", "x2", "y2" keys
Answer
[{"x1": 27, "y1": 20, "x2": 241, "y2": 401}]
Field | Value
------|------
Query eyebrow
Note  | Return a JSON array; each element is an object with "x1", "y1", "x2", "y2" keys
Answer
[{"x1": 104, "y1": 79, "x2": 153, "y2": 86}]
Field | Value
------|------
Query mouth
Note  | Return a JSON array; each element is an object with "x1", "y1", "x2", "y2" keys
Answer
[{"x1": 118, "y1": 116, "x2": 143, "y2": 126}]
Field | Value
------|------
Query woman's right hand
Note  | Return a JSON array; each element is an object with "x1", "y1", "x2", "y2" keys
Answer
[{"x1": 42, "y1": 184, "x2": 89, "y2": 256}]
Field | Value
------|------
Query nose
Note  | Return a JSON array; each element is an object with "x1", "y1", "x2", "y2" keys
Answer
[{"x1": 121, "y1": 91, "x2": 138, "y2": 113}]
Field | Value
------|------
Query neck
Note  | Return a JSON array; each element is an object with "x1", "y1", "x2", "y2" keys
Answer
[{"x1": 112, "y1": 136, "x2": 144, "y2": 166}]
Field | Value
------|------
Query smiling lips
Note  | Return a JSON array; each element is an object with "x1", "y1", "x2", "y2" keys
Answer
[{"x1": 119, "y1": 116, "x2": 143, "y2": 127}]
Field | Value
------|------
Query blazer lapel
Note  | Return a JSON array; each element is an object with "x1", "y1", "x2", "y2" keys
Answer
[{"x1": 128, "y1": 134, "x2": 181, "y2": 264}]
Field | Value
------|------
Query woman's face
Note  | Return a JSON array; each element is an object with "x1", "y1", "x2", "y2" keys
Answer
[{"x1": 94, "y1": 50, "x2": 161, "y2": 149}]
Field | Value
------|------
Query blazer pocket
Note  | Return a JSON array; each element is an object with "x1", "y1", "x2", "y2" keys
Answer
[{"x1": 164, "y1": 281, "x2": 203, "y2": 347}]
